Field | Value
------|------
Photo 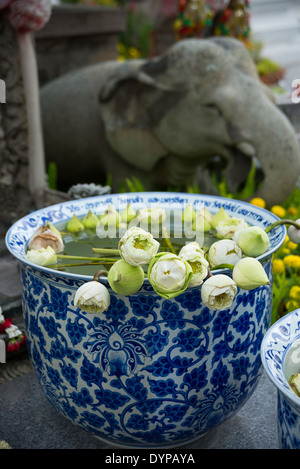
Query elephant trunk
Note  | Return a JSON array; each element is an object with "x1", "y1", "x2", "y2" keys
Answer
[{"x1": 251, "y1": 102, "x2": 300, "y2": 206}]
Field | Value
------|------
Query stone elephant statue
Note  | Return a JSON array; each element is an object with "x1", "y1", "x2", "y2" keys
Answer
[{"x1": 41, "y1": 36, "x2": 300, "y2": 206}]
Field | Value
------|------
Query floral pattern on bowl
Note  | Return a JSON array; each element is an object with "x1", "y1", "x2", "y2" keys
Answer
[{"x1": 6, "y1": 192, "x2": 286, "y2": 448}]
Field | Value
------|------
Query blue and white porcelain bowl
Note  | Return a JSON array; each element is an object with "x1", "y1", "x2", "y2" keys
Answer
[
  {"x1": 261, "y1": 308, "x2": 300, "y2": 449},
  {"x1": 6, "y1": 192, "x2": 286, "y2": 448}
]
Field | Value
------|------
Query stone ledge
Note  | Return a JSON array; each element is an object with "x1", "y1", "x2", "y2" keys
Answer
[{"x1": 36, "y1": 5, "x2": 127, "y2": 39}]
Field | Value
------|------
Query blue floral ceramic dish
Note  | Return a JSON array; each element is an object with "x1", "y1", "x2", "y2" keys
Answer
[
  {"x1": 6, "y1": 192, "x2": 286, "y2": 448},
  {"x1": 261, "y1": 308, "x2": 300, "y2": 449}
]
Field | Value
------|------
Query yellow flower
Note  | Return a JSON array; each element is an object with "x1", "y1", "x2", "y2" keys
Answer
[
  {"x1": 288, "y1": 207, "x2": 298, "y2": 216},
  {"x1": 290, "y1": 285, "x2": 300, "y2": 301},
  {"x1": 286, "y1": 300, "x2": 299, "y2": 311},
  {"x1": 283, "y1": 255, "x2": 300, "y2": 269},
  {"x1": 250, "y1": 197, "x2": 266, "y2": 209},
  {"x1": 288, "y1": 241, "x2": 298, "y2": 250},
  {"x1": 283, "y1": 248, "x2": 290, "y2": 255},
  {"x1": 271, "y1": 205, "x2": 286, "y2": 218},
  {"x1": 173, "y1": 19, "x2": 183, "y2": 31},
  {"x1": 272, "y1": 258, "x2": 285, "y2": 274},
  {"x1": 128, "y1": 47, "x2": 141, "y2": 59}
]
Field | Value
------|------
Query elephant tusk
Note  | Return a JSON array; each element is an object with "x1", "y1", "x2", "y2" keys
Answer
[{"x1": 235, "y1": 141, "x2": 256, "y2": 157}]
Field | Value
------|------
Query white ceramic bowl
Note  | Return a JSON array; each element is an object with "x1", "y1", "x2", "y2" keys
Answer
[{"x1": 261, "y1": 308, "x2": 300, "y2": 449}]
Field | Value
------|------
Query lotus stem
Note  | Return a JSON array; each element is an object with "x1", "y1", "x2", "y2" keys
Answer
[
  {"x1": 57, "y1": 254, "x2": 117, "y2": 262},
  {"x1": 93, "y1": 270, "x2": 109, "y2": 281},
  {"x1": 265, "y1": 219, "x2": 300, "y2": 234},
  {"x1": 92, "y1": 248, "x2": 120, "y2": 255},
  {"x1": 162, "y1": 225, "x2": 176, "y2": 254}
]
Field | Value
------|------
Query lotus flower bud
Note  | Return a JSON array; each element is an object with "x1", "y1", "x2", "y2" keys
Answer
[
  {"x1": 108, "y1": 259, "x2": 144, "y2": 295},
  {"x1": 121, "y1": 204, "x2": 136, "y2": 223},
  {"x1": 74, "y1": 280, "x2": 110, "y2": 314},
  {"x1": 179, "y1": 247, "x2": 209, "y2": 287},
  {"x1": 67, "y1": 214, "x2": 84, "y2": 233},
  {"x1": 215, "y1": 217, "x2": 248, "y2": 239},
  {"x1": 232, "y1": 257, "x2": 269, "y2": 290},
  {"x1": 137, "y1": 207, "x2": 166, "y2": 225},
  {"x1": 201, "y1": 274, "x2": 237, "y2": 310},
  {"x1": 26, "y1": 246, "x2": 57, "y2": 266},
  {"x1": 211, "y1": 207, "x2": 230, "y2": 229},
  {"x1": 208, "y1": 239, "x2": 242, "y2": 268},
  {"x1": 179, "y1": 241, "x2": 205, "y2": 258},
  {"x1": 181, "y1": 203, "x2": 196, "y2": 223},
  {"x1": 234, "y1": 226, "x2": 270, "y2": 257},
  {"x1": 288, "y1": 219, "x2": 300, "y2": 244},
  {"x1": 119, "y1": 226, "x2": 160, "y2": 266},
  {"x1": 148, "y1": 252, "x2": 192, "y2": 299},
  {"x1": 96, "y1": 206, "x2": 120, "y2": 238},
  {"x1": 82, "y1": 210, "x2": 99, "y2": 229},
  {"x1": 28, "y1": 223, "x2": 64, "y2": 253},
  {"x1": 192, "y1": 213, "x2": 211, "y2": 232}
]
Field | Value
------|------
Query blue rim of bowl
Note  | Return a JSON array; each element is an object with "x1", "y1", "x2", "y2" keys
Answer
[
  {"x1": 261, "y1": 308, "x2": 300, "y2": 406},
  {"x1": 5, "y1": 191, "x2": 287, "y2": 283}
]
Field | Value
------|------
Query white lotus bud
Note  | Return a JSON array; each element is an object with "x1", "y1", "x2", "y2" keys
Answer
[
  {"x1": 288, "y1": 219, "x2": 300, "y2": 244},
  {"x1": 119, "y1": 226, "x2": 160, "y2": 266},
  {"x1": 201, "y1": 274, "x2": 237, "y2": 310},
  {"x1": 234, "y1": 226, "x2": 270, "y2": 257},
  {"x1": 179, "y1": 241, "x2": 205, "y2": 258},
  {"x1": 232, "y1": 257, "x2": 269, "y2": 290},
  {"x1": 74, "y1": 280, "x2": 110, "y2": 314},
  {"x1": 208, "y1": 239, "x2": 242, "y2": 268},
  {"x1": 179, "y1": 247, "x2": 209, "y2": 287},
  {"x1": 215, "y1": 217, "x2": 248, "y2": 239},
  {"x1": 26, "y1": 246, "x2": 57, "y2": 266},
  {"x1": 28, "y1": 224, "x2": 64, "y2": 253},
  {"x1": 148, "y1": 252, "x2": 192, "y2": 299}
]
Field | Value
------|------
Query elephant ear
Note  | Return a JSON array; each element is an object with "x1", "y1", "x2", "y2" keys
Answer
[{"x1": 99, "y1": 58, "x2": 186, "y2": 171}]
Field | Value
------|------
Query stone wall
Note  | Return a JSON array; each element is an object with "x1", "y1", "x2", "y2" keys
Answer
[{"x1": 35, "y1": 5, "x2": 127, "y2": 86}]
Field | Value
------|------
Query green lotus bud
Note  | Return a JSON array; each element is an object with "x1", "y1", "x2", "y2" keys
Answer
[
  {"x1": 82, "y1": 210, "x2": 99, "y2": 229},
  {"x1": 26, "y1": 246, "x2": 57, "y2": 266},
  {"x1": 74, "y1": 280, "x2": 110, "y2": 314},
  {"x1": 215, "y1": 217, "x2": 248, "y2": 239},
  {"x1": 97, "y1": 206, "x2": 120, "y2": 238},
  {"x1": 234, "y1": 226, "x2": 270, "y2": 257},
  {"x1": 138, "y1": 207, "x2": 166, "y2": 225},
  {"x1": 201, "y1": 274, "x2": 237, "y2": 310},
  {"x1": 121, "y1": 204, "x2": 136, "y2": 223},
  {"x1": 45, "y1": 221, "x2": 62, "y2": 239},
  {"x1": 148, "y1": 252, "x2": 192, "y2": 299},
  {"x1": 67, "y1": 214, "x2": 84, "y2": 233},
  {"x1": 232, "y1": 257, "x2": 270, "y2": 290},
  {"x1": 211, "y1": 207, "x2": 230, "y2": 229},
  {"x1": 108, "y1": 259, "x2": 144, "y2": 295},
  {"x1": 200, "y1": 207, "x2": 213, "y2": 224},
  {"x1": 192, "y1": 213, "x2": 211, "y2": 232},
  {"x1": 182, "y1": 203, "x2": 196, "y2": 223},
  {"x1": 289, "y1": 373, "x2": 300, "y2": 397}
]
